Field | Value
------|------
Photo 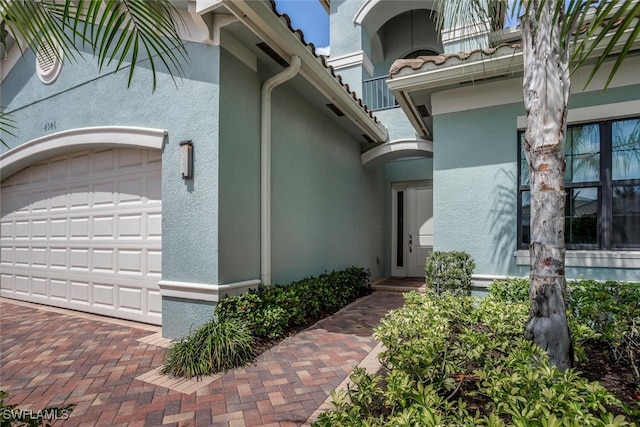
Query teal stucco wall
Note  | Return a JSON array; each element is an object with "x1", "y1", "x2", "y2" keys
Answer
[
  {"x1": 433, "y1": 103, "x2": 523, "y2": 278},
  {"x1": 432, "y1": 80, "x2": 640, "y2": 282},
  {"x1": 218, "y1": 49, "x2": 261, "y2": 285},
  {"x1": 270, "y1": 83, "x2": 386, "y2": 284}
]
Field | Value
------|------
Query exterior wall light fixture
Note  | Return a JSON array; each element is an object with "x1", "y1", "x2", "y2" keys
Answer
[{"x1": 180, "y1": 140, "x2": 193, "y2": 179}]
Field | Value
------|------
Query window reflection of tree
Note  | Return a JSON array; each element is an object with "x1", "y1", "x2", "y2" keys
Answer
[
  {"x1": 613, "y1": 119, "x2": 640, "y2": 181},
  {"x1": 518, "y1": 117, "x2": 640, "y2": 249}
]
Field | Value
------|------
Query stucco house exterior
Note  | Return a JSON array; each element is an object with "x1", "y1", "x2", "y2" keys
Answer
[{"x1": 1, "y1": 0, "x2": 639, "y2": 339}]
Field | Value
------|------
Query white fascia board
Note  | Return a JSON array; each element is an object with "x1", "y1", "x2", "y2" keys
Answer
[
  {"x1": 387, "y1": 50, "x2": 523, "y2": 94},
  {"x1": 389, "y1": 17, "x2": 640, "y2": 95},
  {"x1": 191, "y1": 0, "x2": 225, "y2": 15},
  {"x1": 221, "y1": 0, "x2": 388, "y2": 143}
]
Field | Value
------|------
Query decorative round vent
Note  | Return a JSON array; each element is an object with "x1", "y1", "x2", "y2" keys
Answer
[{"x1": 36, "y1": 40, "x2": 63, "y2": 84}]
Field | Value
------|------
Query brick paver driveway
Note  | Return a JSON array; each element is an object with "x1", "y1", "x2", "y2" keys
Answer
[{"x1": 0, "y1": 291, "x2": 405, "y2": 426}]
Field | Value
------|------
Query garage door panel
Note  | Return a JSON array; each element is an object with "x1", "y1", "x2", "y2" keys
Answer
[
  {"x1": 50, "y1": 219, "x2": 67, "y2": 239},
  {"x1": 70, "y1": 281, "x2": 90, "y2": 304},
  {"x1": 71, "y1": 154, "x2": 91, "y2": 175},
  {"x1": 50, "y1": 189, "x2": 67, "y2": 211},
  {"x1": 148, "y1": 214, "x2": 161, "y2": 239},
  {"x1": 0, "y1": 147, "x2": 161, "y2": 325},
  {"x1": 70, "y1": 186, "x2": 90, "y2": 208},
  {"x1": 31, "y1": 191, "x2": 49, "y2": 212},
  {"x1": 118, "y1": 178, "x2": 143, "y2": 205},
  {"x1": 70, "y1": 218, "x2": 90, "y2": 239},
  {"x1": 94, "y1": 284, "x2": 114, "y2": 308},
  {"x1": 14, "y1": 248, "x2": 29, "y2": 265},
  {"x1": 149, "y1": 289, "x2": 162, "y2": 314},
  {"x1": 93, "y1": 149, "x2": 116, "y2": 172},
  {"x1": 32, "y1": 248, "x2": 47, "y2": 266},
  {"x1": 15, "y1": 275, "x2": 30, "y2": 294},
  {"x1": 31, "y1": 162, "x2": 49, "y2": 183},
  {"x1": 50, "y1": 279, "x2": 67, "y2": 300},
  {"x1": 118, "y1": 250, "x2": 143, "y2": 274},
  {"x1": 14, "y1": 221, "x2": 30, "y2": 239},
  {"x1": 119, "y1": 148, "x2": 144, "y2": 168},
  {"x1": 32, "y1": 220, "x2": 47, "y2": 238},
  {"x1": 32, "y1": 277, "x2": 47, "y2": 297},
  {"x1": 148, "y1": 250, "x2": 161, "y2": 276},
  {"x1": 119, "y1": 286, "x2": 143, "y2": 311}
]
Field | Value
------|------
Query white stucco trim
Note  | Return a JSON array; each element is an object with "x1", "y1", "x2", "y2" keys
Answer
[
  {"x1": 515, "y1": 250, "x2": 640, "y2": 269},
  {"x1": 0, "y1": 126, "x2": 167, "y2": 178},
  {"x1": 361, "y1": 139, "x2": 433, "y2": 169},
  {"x1": 326, "y1": 51, "x2": 374, "y2": 77},
  {"x1": 472, "y1": 274, "x2": 516, "y2": 289},
  {"x1": 353, "y1": 0, "x2": 379, "y2": 25},
  {"x1": 517, "y1": 99, "x2": 640, "y2": 129},
  {"x1": 158, "y1": 279, "x2": 261, "y2": 302},
  {"x1": 1, "y1": 35, "x2": 27, "y2": 83}
]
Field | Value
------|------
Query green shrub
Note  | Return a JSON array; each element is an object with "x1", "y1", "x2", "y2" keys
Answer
[
  {"x1": 567, "y1": 279, "x2": 640, "y2": 382},
  {"x1": 161, "y1": 317, "x2": 256, "y2": 378},
  {"x1": 216, "y1": 267, "x2": 371, "y2": 340},
  {"x1": 315, "y1": 291, "x2": 635, "y2": 426},
  {"x1": 424, "y1": 251, "x2": 475, "y2": 296},
  {"x1": 487, "y1": 277, "x2": 530, "y2": 303}
]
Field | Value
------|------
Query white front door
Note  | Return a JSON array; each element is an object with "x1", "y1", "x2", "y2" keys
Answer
[{"x1": 391, "y1": 181, "x2": 433, "y2": 278}]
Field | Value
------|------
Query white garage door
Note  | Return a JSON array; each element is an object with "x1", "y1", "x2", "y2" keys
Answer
[{"x1": 0, "y1": 147, "x2": 162, "y2": 325}]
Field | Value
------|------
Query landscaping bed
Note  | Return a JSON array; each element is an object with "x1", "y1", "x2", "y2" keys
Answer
[
  {"x1": 314, "y1": 278, "x2": 640, "y2": 426},
  {"x1": 161, "y1": 267, "x2": 372, "y2": 379}
]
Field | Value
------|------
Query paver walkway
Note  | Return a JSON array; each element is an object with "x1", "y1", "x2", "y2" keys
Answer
[{"x1": 0, "y1": 289, "x2": 406, "y2": 426}]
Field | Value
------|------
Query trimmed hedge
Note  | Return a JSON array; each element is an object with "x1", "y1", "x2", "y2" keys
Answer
[
  {"x1": 425, "y1": 251, "x2": 475, "y2": 296},
  {"x1": 215, "y1": 267, "x2": 371, "y2": 339}
]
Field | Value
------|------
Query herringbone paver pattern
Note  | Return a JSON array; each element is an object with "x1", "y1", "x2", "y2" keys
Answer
[{"x1": 0, "y1": 291, "x2": 405, "y2": 426}]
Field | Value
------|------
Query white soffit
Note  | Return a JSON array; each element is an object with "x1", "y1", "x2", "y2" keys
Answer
[{"x1": 361, "y1": 139, "x2": 433, "y2": 169}]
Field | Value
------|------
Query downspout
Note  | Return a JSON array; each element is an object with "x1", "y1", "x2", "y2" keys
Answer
[{"x1": 261, "y1": 55, "x2": 301, "y2": 285}]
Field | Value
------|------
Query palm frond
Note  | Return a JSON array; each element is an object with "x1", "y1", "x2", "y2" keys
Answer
[
  {"x1": 1, "y1": 0, "x2": 187, "y2": 91},
  {"x1": 0, "y1": 110, "x2": 17, "y2": 148},
  {"x1": 573, "y1": 1, "x2": 640, "y2": 89}
]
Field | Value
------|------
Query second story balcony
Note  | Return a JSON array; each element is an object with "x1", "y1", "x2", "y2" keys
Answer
[{"x1": 363, "y1": 75, "x2": 398, "y2": 111}]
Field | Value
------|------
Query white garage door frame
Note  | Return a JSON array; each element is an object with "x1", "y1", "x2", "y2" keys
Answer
[{"x1": 0, "y1": 126, "x2": 167, "y2": 325}]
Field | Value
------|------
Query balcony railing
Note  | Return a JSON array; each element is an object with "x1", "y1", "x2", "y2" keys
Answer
[{"x1": 363, "y1": 75, "x2": 398, "y2": 111}]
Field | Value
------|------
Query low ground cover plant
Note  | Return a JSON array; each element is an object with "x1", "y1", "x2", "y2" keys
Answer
[
  {"x1": 162, "y1": 267, "x2": 371, "y2": 378},
  {"x1": 490, "y1": 277, "x2": 640, "y2": 384},
  {"x1": 315, "y1": 288, "x2": 639, "y2": 426}
]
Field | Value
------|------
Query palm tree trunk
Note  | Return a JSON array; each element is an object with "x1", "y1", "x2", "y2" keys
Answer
[{"x1": 521, "y1": 0, "x2": 573, "y2": 371}]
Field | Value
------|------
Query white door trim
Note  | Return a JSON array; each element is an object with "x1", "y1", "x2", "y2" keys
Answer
[{"x1": 391, "y1": 180, "x2": 433, "y2": 277}]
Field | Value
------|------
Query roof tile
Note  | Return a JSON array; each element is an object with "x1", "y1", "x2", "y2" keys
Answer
[{"x1": 267, "y1": 0, "x2": 380, "y2": 125}]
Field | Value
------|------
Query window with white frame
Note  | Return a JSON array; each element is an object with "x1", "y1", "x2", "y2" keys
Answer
[{"x1": 518, "y1": 117, "x2": 640, "y2": 250}]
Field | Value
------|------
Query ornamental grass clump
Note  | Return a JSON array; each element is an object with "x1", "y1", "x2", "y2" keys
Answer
[{"x1": 161, "y1": 317, "x2": 256, "y2": 379}]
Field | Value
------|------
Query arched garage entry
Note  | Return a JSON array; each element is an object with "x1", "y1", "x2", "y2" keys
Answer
[{"x1": 0, "y1": 127, "x2": 166, "y2": 325}]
